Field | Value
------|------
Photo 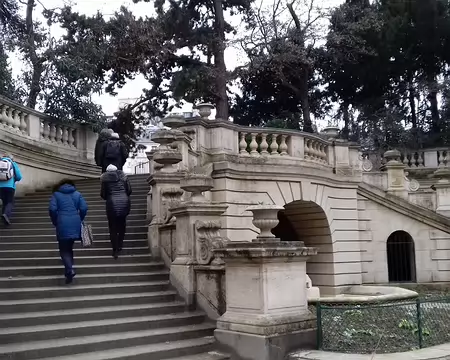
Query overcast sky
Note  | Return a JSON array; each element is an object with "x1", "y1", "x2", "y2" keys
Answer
[{"x1": 10, "y1": 0, "x2": 345, "y2": 118}]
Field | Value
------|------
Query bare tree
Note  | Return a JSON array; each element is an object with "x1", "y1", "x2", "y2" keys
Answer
[{"x1": 240, "y1": 0, "x2": 326, "y2": 132}]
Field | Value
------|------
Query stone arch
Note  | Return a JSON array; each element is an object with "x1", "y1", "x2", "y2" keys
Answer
[
  {"x1": 386, "y1": 230, "x2": 417, "y2": 283},
  {"x1": 272, "y1": 199, "x2": 333, "y2": 291}
]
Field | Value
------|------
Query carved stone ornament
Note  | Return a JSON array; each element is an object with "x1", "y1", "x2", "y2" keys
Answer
[
  {"x1": 160, "y1": 188, "x2": 184, "y2": 224},
  {"x1": 362, "y1": 159, "x2": 373, "y2": 172},
  {"x1": 404, "y1": 172, "x2": 420, "y2": 192},
  {"x1": 195, "y1": 220, "x2": 228, "y2": 265}
]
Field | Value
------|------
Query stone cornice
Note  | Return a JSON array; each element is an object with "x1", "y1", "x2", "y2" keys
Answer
[
  {"x1": 211, "y1": 161, "x2": 361, "y2": 187},
  {"x1": 358, "y1": 183, "x2": 450, "y2": 233}
]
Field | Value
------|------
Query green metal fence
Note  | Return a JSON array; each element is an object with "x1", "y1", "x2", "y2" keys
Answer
[{"x1": 316, "y1": 297, "x2": 450, "y2": 354}]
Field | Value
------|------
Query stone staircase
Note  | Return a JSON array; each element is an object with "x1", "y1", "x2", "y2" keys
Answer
[{"x1": 0, "y1": 175, "x2": 227, "y2": 360}]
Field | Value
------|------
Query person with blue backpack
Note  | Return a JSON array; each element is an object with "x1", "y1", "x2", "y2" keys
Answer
[
  {"x1": 49, "y1": 179, "x2": 88, "y2": 284},
  {"x1": 0, "y1": 153, "x2": 22, "y2": 226}
]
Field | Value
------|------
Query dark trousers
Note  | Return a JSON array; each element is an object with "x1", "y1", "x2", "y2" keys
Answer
[
  {"x1": 0, "y1": 187, "x2": 15, "y2": 218},
  {"x1": 108, "y1": 216, "x2": 126, "y2": 252},
  {"x1": 59, "y1": 240, "x2": 75, "y2": 277}
]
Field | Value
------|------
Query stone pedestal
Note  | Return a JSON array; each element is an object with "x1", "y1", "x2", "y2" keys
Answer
[
  {"x1": 169, "y1": 202, "x2": 227, "y2": 307},
  {"x1": 432, "y1": 167, "x2": 450, "y2": 217},
  {"x1": 384, "y1": 149, "x2": 408, "y2": 199},
  {"x1": 147, "y1": 172, "x2": 185, "y2": 258},
  {"x1": 214, "y1": 241, "x2": 318, "y2": 360}
]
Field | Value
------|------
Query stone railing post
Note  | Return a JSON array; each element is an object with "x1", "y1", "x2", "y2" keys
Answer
[
  {"x1": 432, "y1": 167, "x2": 450, "y2": 217},
  {"x1": 169, "y1": 172, "x2": 227, "y2": 307},
  {"x1": 213, "y1": 204, "x2": 318, "y2": 360},
  {"x1": 147, "y1": 128, "x2": 184, "y2": 258},
  {"x1": 384, "y1": 149, "x2": 408, "y2": 199}
]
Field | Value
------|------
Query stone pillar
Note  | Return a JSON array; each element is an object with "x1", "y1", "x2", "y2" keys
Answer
[
  {"x1": 384, "y1": 149, "x2": 408, "y2": 199},
  {"x1": 147, "y1": 128, "x2": 184, "y2": 258},
  {"x1": 432, "y1": 167, "x2": 450, "y2": 217},
  {"x1": 214, "y1": 205, "x2": 318, "y2": 360},
  {"x1": 169, "y1": 173, "x2": 227, "y2": 307}
]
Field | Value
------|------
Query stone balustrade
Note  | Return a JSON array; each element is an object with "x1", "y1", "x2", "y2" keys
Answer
[
  {"x1": 398, "y1": 148, "x2": 450, "y2": 170},
  {"x1": 237, "y1": 129, "x2": 329, "y2": 165},
  {"x1": 176, "y1": 118, "x2": 349, "y2": 171},
  {"x1": 0, "y1": 95, "x2": 99, "y2": 194}
]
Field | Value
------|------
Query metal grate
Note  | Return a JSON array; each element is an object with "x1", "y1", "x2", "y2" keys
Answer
[{"x1": 387, "y1": 231, "x2": 416, "y2": 283}]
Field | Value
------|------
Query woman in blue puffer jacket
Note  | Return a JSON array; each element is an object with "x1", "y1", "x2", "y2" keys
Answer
[{"x1": 49, "y1": 179, "x2": 88, "y2": 284}]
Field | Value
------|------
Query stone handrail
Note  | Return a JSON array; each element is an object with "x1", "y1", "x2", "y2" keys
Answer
[
  {"x1": 180, "y1": 118, "x2": 338, "y2": 168},
  {"x1": 0, "y1": 95, "x2": 99, "y2": 194}
]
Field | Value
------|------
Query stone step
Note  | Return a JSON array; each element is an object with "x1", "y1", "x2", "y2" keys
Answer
[
  {"x1": 0, "y1": 232, "x2": 148, "y2": 242},
  {"x1": 0, "y1": 301, "x2": 186, "y2": 328},
  {"x1": 12, "y1": 206, "x2": 147, "y2": 215},
  {"x1": 0, "y1": 254, "x2": 153, "y2": 267},
  {"x1": 0, "y1": 290, "x2": 177, "y2": 314},
  {"x1": 0, "y1": 247, "x2": 149, "y2": 257},
  {"x1": 23, "y1": 187, "x2": 149, "y2": 197},
  {"x1": 13, "y1": 199, "x2": 147, "y2": 209},
  {"x1": 0, "y1": 239, "x2": 148, "y2": 250},
  {"x1": 1, "y1": 225, "x2": 148, "y2": 236},
  {"x1": 0, "y1": 280, "x2": 170, "y2": 301},
  {"x1": 37, "y1": 337, "x2": 216, "y2": 360},
  {"x1": 165, "y1": 353, "x2": 229, "y2": 360},
  {"x1": 0, "y1": 271, "x2": 169, "y2": 288},
  {"x1": 0, "y1": 311, "x2": 206, "y2": 344},
  {"x1": 11, "y1": 213, "x2": 146, "y2": 224},
  {"x1": 0, "y1": 261, "x2": 163, "y2": 277},
  {"x1": 16, "y1": 192, "x2": 149, "y2": 203},
  {"x1": 0, "y1": 323, "x2": 215, "y2": 360},
  {"x1": 2, "y1": 219, "x2": 147, "y2": 230}
]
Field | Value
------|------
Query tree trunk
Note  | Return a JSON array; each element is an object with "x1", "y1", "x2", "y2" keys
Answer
[
  {"x1": 299, "y1": 68, "x2": 313, "y2": 133},
  {"x1": 428, "y1": 78, "x2": 440, "y2": 134},
  {"x1": 25, "y1": 0, "x2": 42, "y2": 109},
  {"x1": 212, "y1": 0, "x2": 228, "y2": 120},
  {"x1": 408, "y1": 81, "x2": 417, "y2": 129},
  {"x1": 342, "y1": 101, "x2": 350, "y2": 139}
]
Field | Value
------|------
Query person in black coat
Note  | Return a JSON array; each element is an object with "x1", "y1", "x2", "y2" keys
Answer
[
  {"x1": 94, "y1": 129, "x2": 113, "y2": 173},
  {"x1": 102, "y1": 132, "x2": 129, "y2": 172},
  {"x1": 100, "y1": 164, "x2": 132, "y2": 259}
]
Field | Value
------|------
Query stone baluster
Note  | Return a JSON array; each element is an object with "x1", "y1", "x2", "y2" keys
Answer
[
  {"x1": 49, "y1": 123, "x2": 57, "y2": 142},
  {"x1": 259, "y1": 133, "x2": 269, "y2": 155},
  {"x1": 0, "y1": 105, "x2": 6, "y2": 127},
  {"x1": 55, "y1": 124, "x2": 63, "y2": 144},
  {"x1": 312, "y1": 141, "x2": 319, "y2": 161},
  {"x1": 62, "y1": 126, "x2": 69, "y2": 145},
  {"x1": 19, "y1": 112, "x2": 27, "y2": 134},
  {"x1": 402, "y1": 152, "x2": 410, "y2": 167},
  {"x1": 279, "y1": 134, "x2": 288, "y2": 156},
  {"x1": 417, "y1": 152, "x2": 424, "y2": 167},
  {"x1": 41, "y1": 120, "x2": 49, "y2": 140},
  {"x1": 304, "y1": 139, "x2": 311, "y2": 160},
  {"x1": 239, "y1": 132, "x2": 248, "y2": 155},
  {"x1": 249, "y1": 133, "x2": 258, "y2": 156},
  {"x1": 12, "y1": 110, "x2": 20, "y2": 131},
  {"x1": 320, "y1": 144, "x2": 327, "y2": 163},
  {"x1": 5, "y1": 106, "x2": 14, "y2": 129},
  {"x1": 438, "y1": 150, "x2": 445, "y2": 167},
  {"x1": 270, "y1": 134, "x2": 279, "y2": 156},
  {"x1": 68, "y1": 128, "x2": 76, "y2": 147}
]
